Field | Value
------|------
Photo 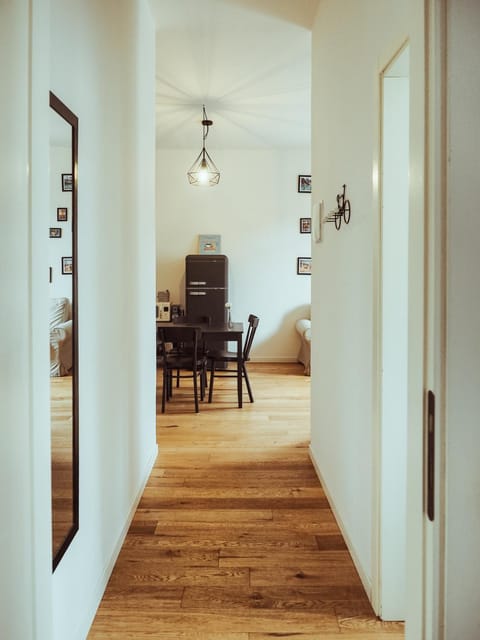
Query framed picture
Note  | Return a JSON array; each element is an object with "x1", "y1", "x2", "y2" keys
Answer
[
  {"x1": 62, "y1": 256, "x2": 73, "y2": 275},
  {"x1": 198, "y1": 234, "x2": 221, "y2": 254},
  {"x1": 297, "y1": 174, "x2": 311, "y2": 193},
  {"x1": 300, "y1": 217, "x2": 311, "y2": 234},
  {"x1": 49, "y1": 227, "x2": 62, "y2": 238},
  {"x1": 57, "y1": 207, "x2": 68, "y2": 221},
  {"x1": 62, "y1": 173, "x2": 73, "y2": 192},
  {"x1": 297, "y1": 256, "x2": 311, "y2": 275}
]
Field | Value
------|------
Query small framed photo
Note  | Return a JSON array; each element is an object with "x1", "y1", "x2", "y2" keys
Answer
[
  {"x1": 62, "y1": 256, "x2": 73, "y2": 275},
  {"x1": 297, "y1": 256, "x2": 311, "y2": 275},
  {"x1": 199, "y1": 234, "x2": 221, "y2": 254},
  {"x1": 49, "y1": 227, "x2": 62, "y2": 238},
  {"x1": 300, "y1": 217, "x2": 311, "y2": 234},
  {"x1": 298, "y1": 174, "x2": 311, "y2": 193},
  {"x1": 62, "y1": 173, "x2": 73, "y2": 192},
  {"x1": 57, "y1": 207, "x2": 68, "y2": 221}
]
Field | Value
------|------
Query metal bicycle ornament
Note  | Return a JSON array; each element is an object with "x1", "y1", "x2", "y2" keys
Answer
[{"x1": 324, "y1": 184, "x2": 351, "y2": 230}]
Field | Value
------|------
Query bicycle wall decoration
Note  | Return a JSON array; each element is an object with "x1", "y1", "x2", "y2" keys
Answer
[{"x1": 323, "y1": 184, "x2": 351, "y2": 230}]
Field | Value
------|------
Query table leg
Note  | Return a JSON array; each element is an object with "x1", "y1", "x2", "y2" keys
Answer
[{"x1": 237, "y1": 335, "x2": 242, "y2": 408}]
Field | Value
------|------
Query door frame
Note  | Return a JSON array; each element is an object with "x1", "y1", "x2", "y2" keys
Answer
[
  {"x1": 371, "y1": 1, "x2": 446, "y2": 635},
  {"x1": 372, "y1": 40, "x2": 411, "y2": 620}
]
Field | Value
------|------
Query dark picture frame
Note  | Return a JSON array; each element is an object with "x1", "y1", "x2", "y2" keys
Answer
[
  {"x1": 300, "y1": 217, "x2": 311, "y2": 234},
  {"x1": 50, "y1": 227, "x2": 62, "y2": 238},
  {"x1": 62, "y1": 173, "x2": 73, "y2": 192},
  {"x1": 297, "y1": 256, "x2": 311, "y2": 275},
  {"x1": 57, "y1": 207, "x2": 68, "y2": 221},
  {"x1": 62, "y1": 256, "x2": 73, "y2": 275},
  {"x1": 297, "y1": 174, "x2": 311, "y2": 193}
]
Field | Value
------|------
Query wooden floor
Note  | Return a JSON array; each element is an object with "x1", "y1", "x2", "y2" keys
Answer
[
  {"x1": 50, "y1": 375, "x2": 74, "y2": 556},
  {"x1": 88, "y1": 363, "x2": 404, "y2": 639}
]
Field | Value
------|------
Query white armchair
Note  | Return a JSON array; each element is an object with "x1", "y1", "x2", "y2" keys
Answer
[
  {"x1": 295, "y1": 308, "x2": 311, "y2": 376},
  {"x1": 50, "y1": 297, "x2": 73, "y2": 377}
]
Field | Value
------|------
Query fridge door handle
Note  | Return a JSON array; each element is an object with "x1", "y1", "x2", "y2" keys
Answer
[{"x1": 189, "y1": 291, "x2": 207, "y2": 296}]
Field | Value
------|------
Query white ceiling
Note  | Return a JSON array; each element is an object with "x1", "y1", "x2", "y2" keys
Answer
[{"x1": 150, "y1": 0, "x2": 318, "y2": 150}]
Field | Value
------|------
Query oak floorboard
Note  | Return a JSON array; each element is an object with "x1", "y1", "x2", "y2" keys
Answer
[{"x1": 87, "y1": 364, "x2": 403, "y2": 640}]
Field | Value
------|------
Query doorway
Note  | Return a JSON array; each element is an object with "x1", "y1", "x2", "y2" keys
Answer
[{"x1": 375, "y1": 43, "x2": 410, "y2": 621}]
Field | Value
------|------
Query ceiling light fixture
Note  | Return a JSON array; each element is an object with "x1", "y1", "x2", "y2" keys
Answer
[{"x1": 187, "y1": 105, "x2": 220, "y2": 187}]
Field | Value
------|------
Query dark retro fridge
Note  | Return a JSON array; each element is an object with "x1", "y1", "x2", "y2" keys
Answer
[{"x1": 185, "y1": 254, "x2": 228, "y2": 324}]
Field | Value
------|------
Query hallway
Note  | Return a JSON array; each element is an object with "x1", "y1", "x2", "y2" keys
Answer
[{"x1": 88, "y1": 363, "x2": 404, "y2": 638}]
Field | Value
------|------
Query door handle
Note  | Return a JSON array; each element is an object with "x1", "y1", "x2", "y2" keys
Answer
[{"x1": 425, "y1": 390, "x2": 435, "y2": 522}]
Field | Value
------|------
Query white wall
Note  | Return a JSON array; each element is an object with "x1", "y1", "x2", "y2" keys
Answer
[
  {"x1": 156, "y1": 148, "x2": 311, "y2": 361},
  {"x1": 0, "y1": 1, "x2": 52, "y2": 638},
  {"x1": 49, "y1": 1, "x2": 157, "y2": 638},
  {"x1": 0, "y1": 1, "x2": 157, "y2": 639},
  {"x1": 444, "y1": 0, "x2": 480, "y2": 636},
  {"x1": 310, "y1": 0, "x2": 425, "y2": 617}
]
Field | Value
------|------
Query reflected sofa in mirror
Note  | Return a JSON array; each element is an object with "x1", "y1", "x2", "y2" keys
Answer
[{"x1": 49, "y1": 92, "x2": 79, "y2": 571}]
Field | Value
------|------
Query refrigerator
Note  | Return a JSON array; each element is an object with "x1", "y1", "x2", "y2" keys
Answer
[
  {"x1": 185, "y1": 254, "x2": 229, "y2": 359},
  {"x1": 185, "y1": 254, "x2": 228, "y2": 323}
]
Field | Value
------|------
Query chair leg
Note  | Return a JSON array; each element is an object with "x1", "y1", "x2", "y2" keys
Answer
[
  {"x1": 208, "y1": 362, "x2": 216, "y2": 403},
  {"x1": 243, "y1": 363, "x2": 254, "y2": 402},
  {"x1": 200, "y1": 368, "x2": 206, "y2": 401},
  {"x1": 161, "y1": 370, "x2": 167, "y2": 413},
  {"x1": 193, "y1": 369, "x2": 199, "y2": 413}
]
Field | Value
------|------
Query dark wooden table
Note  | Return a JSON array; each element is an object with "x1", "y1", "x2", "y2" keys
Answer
[{"x1": 156, "y1": 320, "x2": 244, "y2": 407}]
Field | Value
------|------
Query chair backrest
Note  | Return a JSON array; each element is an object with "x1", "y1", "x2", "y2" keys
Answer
[
  {"x1": 242, "y1": 314, "x2": 259, "y2": 361},
  {"x1": 158, "y1": 326, "x2": 202, "y2": 363}
]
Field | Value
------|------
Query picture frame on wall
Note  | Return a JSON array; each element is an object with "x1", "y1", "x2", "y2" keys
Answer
[
  {"x1": 62, "y1": 256, "x2": 73, "y2": 275},
  {"x1": 300, "y1": 217, "x2": 311, "y2": 234},
  {"x1": 57, "y1": 207, "x2": 68, "y2": 221},
  {"x1": 198, "y1": 234, "x2": 221, "y2": 254},
  {"x1": 297, "y1": 174, "x2": 311, "y2": 193},
  {"x1": 62, "y1": 173, "x2": 73, "y2": 192},
  {"x1": 49, "y1": 227, "x2": 62, "y2": 238},
  {"x1": 297, "y1": 256, "x2": 311, "y2": 275}
]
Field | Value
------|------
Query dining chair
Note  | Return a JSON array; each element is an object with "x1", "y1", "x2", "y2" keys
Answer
[
  {"x1": 157, "y1": 325, "x2": 207, "y2": 413},
  {"x1": 207, "y1": 314, "x2": 259, "y2": 404}
]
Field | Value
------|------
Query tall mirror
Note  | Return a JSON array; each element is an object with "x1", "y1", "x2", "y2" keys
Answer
[{"x1": 49, "y1": 92, "x2": 79, "y2": 571}]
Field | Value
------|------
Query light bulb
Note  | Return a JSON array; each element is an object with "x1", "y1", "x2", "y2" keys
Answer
[{"x1": 198, "y1": 159, "x2": 209, "y2": 184}]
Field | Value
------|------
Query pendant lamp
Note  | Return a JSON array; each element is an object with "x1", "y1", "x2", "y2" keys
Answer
[{"x1": 187, "y1": 105, "x2": 220, "y2": 186}]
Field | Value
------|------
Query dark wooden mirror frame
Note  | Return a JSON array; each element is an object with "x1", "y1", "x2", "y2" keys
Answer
[{"x1": 49, "y1": 91, "x2": 79, "y2": 571}]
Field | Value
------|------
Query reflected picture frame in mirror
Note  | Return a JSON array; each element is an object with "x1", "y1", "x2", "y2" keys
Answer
[{"x1": 49, "y1": 92, "x2": 79, "y2": 571}]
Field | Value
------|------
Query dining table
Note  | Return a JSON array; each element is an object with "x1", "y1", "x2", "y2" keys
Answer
[{"x1": 156, "y1": 319, "x2": 245, "y2": 407}]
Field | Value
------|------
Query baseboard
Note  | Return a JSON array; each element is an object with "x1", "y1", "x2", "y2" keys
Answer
[
  {"x1": 308, "y1": 444, "x2": 372, "y2": 601},
  {"x1": 250, "y1": 356, "x2": 299, "y2": 363},
  {"x1": 76, "y1": 443, "x2": 158, "y2": 640}
]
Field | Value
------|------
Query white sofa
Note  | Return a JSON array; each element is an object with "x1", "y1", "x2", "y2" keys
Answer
[
  {"x1": 295, "y1": 308, "x2": 311, "y2": 376},
  {"x1": 50, "y1": 297, "x2": 73, "y2": 377}
]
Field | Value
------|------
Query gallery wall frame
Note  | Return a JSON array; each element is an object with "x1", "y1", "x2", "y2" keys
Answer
[
  {"x1": 61, "y1": 256, "x2": 73, "y2": 274},
  {"x1": 57, "y1": 207, "x2": 68, "y2": 221},
  {"x1": 297, "y1": 256, "x2": 311, "y2": 275},
  {"x1": 62, "y1": 173, "x2": 73, "y2": 192},
  {"x1": 300, "y1": 217, "x2": 311, "y2": 234},
  {"x1": 297, "y1": 174, "x2": 311, "y2": 193}
]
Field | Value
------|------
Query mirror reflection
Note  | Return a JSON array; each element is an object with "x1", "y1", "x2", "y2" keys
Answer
[{"x1": 49, "y1": 92, "x2": 79, "y2": 570}]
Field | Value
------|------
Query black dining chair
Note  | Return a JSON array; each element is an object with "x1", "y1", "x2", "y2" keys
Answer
[
  {"x1": 157, "y1": 325, "x2": 208, "y2": 413},
  {"x1": 207, "y1": 314, "x2": 259, "y2": 404}
]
